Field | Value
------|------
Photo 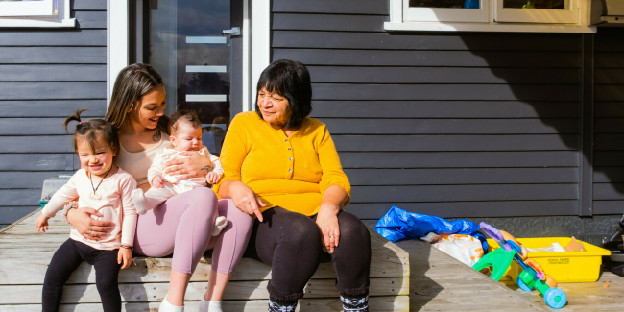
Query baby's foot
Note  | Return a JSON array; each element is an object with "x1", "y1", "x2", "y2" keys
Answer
[
  {"x1": 131, "y1": 189, "x2": 147, "y2": 215},
  {"x1": 212, "y1": 216, "x2": 228, "y2": 236}
]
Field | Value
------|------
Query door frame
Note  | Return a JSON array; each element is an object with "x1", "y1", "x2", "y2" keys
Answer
[{"x1": 107, "y1": 0, "x2": 271, "y2": 112}]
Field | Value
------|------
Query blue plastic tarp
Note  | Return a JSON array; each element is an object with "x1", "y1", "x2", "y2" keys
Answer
[{"x1": 374, "y1": 205, "x2": 481, "y2": 242}]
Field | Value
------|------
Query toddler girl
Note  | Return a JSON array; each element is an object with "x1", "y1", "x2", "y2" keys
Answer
[
  {"x1": 132, "y1": 109, "x2": 227, "y2": 235},
  {"x1": 36, "y1": 109, "x2": 137, "y2": 312}
]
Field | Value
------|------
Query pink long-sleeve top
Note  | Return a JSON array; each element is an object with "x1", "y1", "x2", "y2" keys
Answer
[{"x1": 41, "y1": 167, "x2": 137, "y2": 250}]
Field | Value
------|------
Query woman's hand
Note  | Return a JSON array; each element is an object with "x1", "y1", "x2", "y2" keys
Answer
[
  {"x1": 163, "y1": 151, "x2": 211, "y2": 180},
  {"x1": 316, "y1": 203, "x2": 340, "y2": 254},
  {"x1": 66, "y1": 207, "x2": 115, "y2": 241},
  {"x1": 225, "y1": 180, "x2": 265, "y2": 222}
]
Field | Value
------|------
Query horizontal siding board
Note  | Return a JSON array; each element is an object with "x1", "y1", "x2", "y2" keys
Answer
[
  {"x1": 595, "y1": 68, "x2": 624, "y2": 84},
  {"x1": 594, "y1": 168, "x2": 624, "y2": 183},
  {"x1": 274, "y1": 49, "x2": 580, "y2": 67},
  {"x1": 0, "y1": 82, "x2": 106, "y2": 100},
  {"x1": 0, "y1": 101, "x2": 106, "y2": 117},
  {"x1": 594, "y1": 52, "x2": 624, "y2": 68},
  {"x1": 322, "y1": 118, "x2": 578, "y2": 134},
  {"x1": 73, "y1": 0, "x2": 107, "y2": 10},
  {"x1": 595, "y1": 85, "x2": 624, "y2": 101},
  {"x1": 272, "y1": 0, "x2": 387, "y2": 14},
  {"x1": 340, "y1": 151, "x2": 579, "y2": 168},
  {"x1": 311, "y1": 101, "x2": 579, "y2": 118},
  {"x1": 74, "y1": 10, "x2": 107, "y2": 29},
  {"x1": 0, "y1": 30, "x2": 106, "y2": 46},
  {"x1": 332, "y1": 134, "x2": 578, "y2": 152},
  {"x1": 593, "y1": 183, "x2": 624, "y2": 200},
  {"x1": 594, "y1": 134, "x2": 624, "y2": 150},
  {"x1": 594, "y1": 29, "x2": 624, "y2": 52},
  {"x1": 0, "y1": 154, "x2": 73, "y2": 171},
  {"x1": 0, "y1": 65, "x2": 106, "y2": 82},
  {"x1": 594, "y1": 118, "x2": 624, "y2": 133},
  {"x1": 273, "y1": 31, "x2": 581, "y2": 53},
  {"x1": 0, "y1": 136, "x2": 74, "y2": 153},
  {"x1": 0, "y1": 47, "x2": 106, "y2": 64},
  {"x1": 595, "y1": 102, "x2": 624, "y2": 117},
  {"x1": 0, "y1": 172, "x2": 68, "y2": 188},
  {"x1": 346, "y1": 168, "x2": 578, "y2": 185},
  {"x1": 592, "y1": 201, "x2": 624, "y2": 215},
  {"x1": 308, "y1": 66, "x2": 580, "y2": 84},
  {"x1": 347, "y1": 201, "x2": 578, "y2": 219},
  {"x1": 312, "y1": 83, "x2": 579, "y2": 101},
  {"x1": 273, "y1": 13, "x2": 387, "y2": 32},
  {"x1": 350, "y1": 184, "x2": 578, "y2": 202},
  {"x1": 594, "y1": 151, "x2": 624, "y2": 166},
  {"x1": 0, "y1": 206, "x2": 39, "y2": 225},
  {"x1": 0, "y1": 190, "x2": 40, "y2": 206},
  {"x1": 0, "y1": 118, "x2": 109, "y2": 135}
]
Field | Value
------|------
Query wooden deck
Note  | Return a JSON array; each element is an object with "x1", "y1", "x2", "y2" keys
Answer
[
  {"x1": 1, "y1": 209, "x2": 622, "y2": 311},
  {"x1": 0, "y1": 210, "x2": 409, "y2": 311}
]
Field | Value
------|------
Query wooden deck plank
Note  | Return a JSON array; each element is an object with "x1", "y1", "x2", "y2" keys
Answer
[
  {"x1": 0, "y1": 296, "x2": 408, "y2": 312},
  {"x1": 396, "y1": 239, "x2": 551, "y2": 312},
  {"x1": 0, "y1": 209, "x2": 409, "y2": 311}
]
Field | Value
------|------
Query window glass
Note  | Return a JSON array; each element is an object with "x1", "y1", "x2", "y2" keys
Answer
[
  {"x1": 409, "y1": 0, "x2": 480, "y2": 9},
  {"x1": 503, "y1": 0, "x2": 565, "y2": 9}
]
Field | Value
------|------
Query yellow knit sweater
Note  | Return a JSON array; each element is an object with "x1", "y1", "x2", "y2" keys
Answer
[{"x1": 214, "y1": 111, "x2": 350, "y2": 216}]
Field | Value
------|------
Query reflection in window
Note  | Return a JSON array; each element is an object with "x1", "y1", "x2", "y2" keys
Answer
[
  {"x1": 409, "y1": 0, "x2": 479, "y2": 9},
  {"x1": 503, "y1": 0, "x2": 564, "y2": 9}
]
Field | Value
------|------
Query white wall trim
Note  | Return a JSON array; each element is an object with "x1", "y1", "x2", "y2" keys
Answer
[
  {"x1": 107, "y1": 0, "x2": 130, "y2": 104},
  {"x1": 242, "y1": 0, "x2": 251, "y2": 112},
  {"x1": 249, "y1": 0, "x2": 271, "y2": 111}
]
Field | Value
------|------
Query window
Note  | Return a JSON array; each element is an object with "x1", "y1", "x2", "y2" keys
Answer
[
  {"x1": 0, "y1": 0, "x2": 55, "y2": 17},
  {"x1": 386, "y1": 0, "x2": 597, "y2": 33},
  {"x1": 0, "y1": 0, "x2": 75, "y2": 28}
]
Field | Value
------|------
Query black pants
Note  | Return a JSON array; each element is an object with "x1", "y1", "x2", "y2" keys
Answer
[
  {"x1": 42, "y1": 239, "x2": 122, "y2": 312},
  {"x1": 245, "y1": 207, "x2": 371, "y2": 302}
]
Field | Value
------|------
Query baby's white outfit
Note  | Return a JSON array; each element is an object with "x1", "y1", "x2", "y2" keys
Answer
[{"x1": 132, "y1": 147, "x2": 226, "y2": 235}]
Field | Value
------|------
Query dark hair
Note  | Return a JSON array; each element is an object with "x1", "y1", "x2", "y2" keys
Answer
[
  {"x1": 255, "y1": 59, "x2": 312, "y2": 129},
  {"x1": 106, "y1": 63, "x2": 169, "y2": 133},
  {"x1": 64, "y1": 109, "x2": 120, "y2": 157},
  {"x1": 169, "y1": 109, "x2": 202, "y2": 134}
]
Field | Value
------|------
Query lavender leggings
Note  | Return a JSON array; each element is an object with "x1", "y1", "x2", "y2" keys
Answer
[{"x1": 133, "y1": 187, "x2": 252, "y2": 274}]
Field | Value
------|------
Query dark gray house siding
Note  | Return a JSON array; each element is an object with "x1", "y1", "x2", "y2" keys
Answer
[
  {"x1": 272, "y1": 0, "x2": 621, "y2": 228},
  {"x1": 0, "y1": 0, "x2": 107, "y2": 227},
  {"x1": 593, "y1": 28, "x2": 624, "y2": 215}
]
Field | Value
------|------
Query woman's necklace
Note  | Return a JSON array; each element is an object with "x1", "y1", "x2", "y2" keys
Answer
[
  {"x1": 89, "y1": 167, "x2": 112, "y2": 200},
  {"x1": 152, "y1": 129, "x2": 161, "y2": 142}
]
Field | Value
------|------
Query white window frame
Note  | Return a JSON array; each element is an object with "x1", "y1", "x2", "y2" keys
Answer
[
  {"x1": 0, "y1": 0, "x2": 75, "y2": 28},
  {"x1": 386, "y1": 0, "x2": 596, "y2": 33}
]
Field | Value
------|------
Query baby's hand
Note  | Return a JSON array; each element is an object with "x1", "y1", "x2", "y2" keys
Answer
[
  {"x1": 152, "y1": 176, "x2": 164, "y2": 188},
  {"x1": 206, "y1": 172, "x2": 221, "y2": 184},
  {"x1": 118, "y1": 247, "x2": 133, "y2": 270},
  {"x1": 35, "y1": 214, "x2": 50, "y2": 232}
]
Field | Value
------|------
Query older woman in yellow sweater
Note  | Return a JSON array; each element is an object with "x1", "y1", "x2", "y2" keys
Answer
[{"x1": 214, "y1": 59, "x2": 371, "y2": 312}]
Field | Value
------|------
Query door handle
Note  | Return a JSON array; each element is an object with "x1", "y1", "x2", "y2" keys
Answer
[{"x1": 223, "y1": 27, "x2": 241, "y2": 36}]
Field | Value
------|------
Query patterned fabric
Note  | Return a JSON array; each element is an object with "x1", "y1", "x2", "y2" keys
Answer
[
  {"x1": 340, "y1": 295, "x2": 370, "y2": 312},
  {"x1": 268, "y1": 300, "x2": 298, "y2": 312}
]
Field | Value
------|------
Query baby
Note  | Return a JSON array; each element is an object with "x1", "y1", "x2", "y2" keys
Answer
[{"x1": 132, "y1": 109, "x2": 226, "y2": 234}]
